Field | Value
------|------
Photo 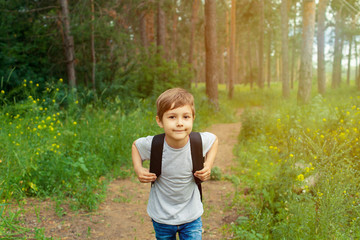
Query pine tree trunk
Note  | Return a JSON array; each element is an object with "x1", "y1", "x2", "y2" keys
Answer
[
  {"x1": 60, "y1": 0, "x2": 76, "y2": 87},
  {"x1": 267, "y1": 30, "x2": 272, "y2": 87},
  {"x1": 140, "y1": 11, "x2": 148, "y2": 48},
  {"x1": 347, "y1": 36, "x2": 352, "y2": 85},
  {"x1": 297, "y1": 0, "x2": 316, "y2": 104},
  {"x1": 317, "y1": 0, "x2": 328, "y2": 94},
  {"x1": 205, "y1": 0, "x2": 218, "y2": 105},
  {"x1": 228, "y1": 0, "x2": 236, "y2": 99},
  {"x1": 90, "y1": 0, "x2": 96, "y2": 91},
  {"x1": 281, "y1": 0, "x2": 290, "y2": 98},
  {"x1": 146, "y1": 10, "x2": 155, "y2": 44},
  {"x1": 331, "y1": 8, "x2": 343, "y2": 88},
  {"x1": 189, "y1": 0, "x2": 199, "y2": 66},
  {"x1": 157, "y1": 0, "x2": 166, "y2": 56},
  {"x1": 258, "y1": 0, "x2": 265, "y2": 89},
  {"x1": 291, "y1": 7, "x2": 297, "y2": 89},
  {"x1": 171, "y1": 3, "x2": 178, "y2": 60}
]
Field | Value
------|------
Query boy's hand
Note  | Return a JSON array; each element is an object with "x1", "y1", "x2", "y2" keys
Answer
[
  {"x1": 135, "y1": 167, "x2": 157, "y2": 183},
  {"x1": 194, "y1": 165, "x2": 211, "y2": 182}
]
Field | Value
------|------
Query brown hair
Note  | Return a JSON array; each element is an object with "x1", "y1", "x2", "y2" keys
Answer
[{"x1": 156, "y1": 88, "x2": 195, "y2": 121}]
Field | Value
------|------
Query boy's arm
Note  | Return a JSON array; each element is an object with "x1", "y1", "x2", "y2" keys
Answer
[
  {"x1": 132, "y1": 141, "x2": 157, "y2": 183},
  {"x1": 194, "y1": 136, "x2": 218, "y2": 182}
]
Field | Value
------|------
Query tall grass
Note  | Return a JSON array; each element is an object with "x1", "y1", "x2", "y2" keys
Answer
[{"x1": 232, "y1": 85, "x2": 360, "y2": 239}]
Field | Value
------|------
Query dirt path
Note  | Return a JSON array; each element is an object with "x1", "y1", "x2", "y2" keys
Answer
[{"x1": 18, "y1": 119, "x2": 242, "y2": 239}]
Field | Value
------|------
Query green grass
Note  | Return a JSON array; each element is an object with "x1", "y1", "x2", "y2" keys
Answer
[{"x1": 231, "y1": 84, "x2": 360, "y2": 239}]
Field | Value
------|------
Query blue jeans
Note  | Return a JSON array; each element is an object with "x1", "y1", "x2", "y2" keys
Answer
[{"x1": 152, "y1": 217, "x2": 202, "y2": 240}]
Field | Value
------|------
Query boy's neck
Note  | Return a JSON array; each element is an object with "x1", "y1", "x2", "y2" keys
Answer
[{"x1": 165, "y1": 135, "x2": 190, "y2": 149}]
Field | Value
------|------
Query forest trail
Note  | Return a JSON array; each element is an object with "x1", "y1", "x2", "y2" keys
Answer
[{"x1": 19, "y1": 113, "x2": 243, "y2": 240}]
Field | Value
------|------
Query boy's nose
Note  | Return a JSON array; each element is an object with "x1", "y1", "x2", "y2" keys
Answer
[{"x1": 177, "y1": 118, "x2": 183, "y2": 126}]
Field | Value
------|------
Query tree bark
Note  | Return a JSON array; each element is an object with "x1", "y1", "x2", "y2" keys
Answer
[
  {"x1": 205, "y1": 0, "x2": 218, "y2": 105},
  {"x1": 139, "y1": 11, "x2": 149, "y2": 49},
  {"x1": 291, "y1": 9, "x2": 296, "y2": 89},
  {"x1": 157, "y1": 0, "x2": 166, "y2": 56},
  {"x1": 267, "y1": 30, "x2": 272, "y2": 87},
  {"x1": 189, "y1": 0, "x2": 199, "y2": 66},
  {"x1": 258, "y1": 0, "x2": 265, "y2": 89},
  {"x1": 297, "y1": 0, "x2": 316, "y2": 104},
  {"x1": 90, "y1": 0, "x2": 96, "y2": 91},
  {"x1": 60, "y1": 0, "x2": 76, "y2": 88},
  {"x1": 170, "y1": 2, "x2": 178, "y2": 60},
  {"x1": 146, "y1": 10, "x2": 155, "y2": 44},
  {"x1": 228, "y1": 0, "x2": 236, "y2": 99},
  {"x1": 331, "y1": 8, "x2": 343, "y2": 88},
  {"x1": 317, "y1": 0, "x2": 328, "y2": 95},
  {"x1": 281, "y1": 0, "x2": 290, "y2": 98},
  {"x1": 347, "y1": 35, "x2": 352, "y2": 85}
]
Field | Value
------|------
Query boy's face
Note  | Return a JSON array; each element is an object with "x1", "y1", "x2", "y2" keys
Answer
[{"x1": 156, "y1": 104, "x2": 194, "y2": 148}]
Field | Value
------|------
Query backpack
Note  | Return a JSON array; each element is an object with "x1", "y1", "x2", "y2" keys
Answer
[{"x1": 150, "y1": 132, "x2": 204, "y2": 201}]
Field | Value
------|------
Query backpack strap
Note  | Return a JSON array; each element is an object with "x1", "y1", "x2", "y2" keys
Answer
[
  {"x1": 189, "y1": 132, "x2": 204, "y2": 201},
  {"x1": 150, "y1": 133, "x2": 165, "y2": 184},
  {"x1": 149, "y1": 132, "x2": 204, "y2": 201}
]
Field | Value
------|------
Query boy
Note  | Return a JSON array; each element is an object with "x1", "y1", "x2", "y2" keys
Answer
[{"x1": 132, "y1": 88, "x2": 218, "y2": 240}]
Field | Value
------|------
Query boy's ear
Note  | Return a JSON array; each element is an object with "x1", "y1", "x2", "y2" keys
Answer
[{"x1": 156, "y1": 116, "x2": 163, "y2": 128}]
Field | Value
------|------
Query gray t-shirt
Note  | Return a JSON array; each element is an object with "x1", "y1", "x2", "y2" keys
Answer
[{"x1": 135, "y1": 132, "x2": 216, "y2": 225}]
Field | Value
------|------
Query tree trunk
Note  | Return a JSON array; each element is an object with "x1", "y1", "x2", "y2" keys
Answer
[
  {"x1": 189, "y1": 0, "x2": 199, "y2": 66},
  {"x1": 90, "y1": 0, "x2": 96, "y2": 91},
  {"x1": 331, "y1": 8, "x2": 343, "y2": 88},
  {"x1": 157, "y1": 0, "x2": 166, "y2": 56},
  {"x1": 146, "y1": 10, "x2": 155, "y2": 44},
  {"x1": 228, "y1": 0, "x2": 236, "y2": 99},
  {"x1": 297, "y1": 0, "x2": 316, "y2": 104},
  {"x1": 139, "y1": 11, "x2": 149, "y2": 49},
  {"x1": 281, "y1": 0, "x2": 290, "y2": 98},
  {"x1": 205, "y1": 0, "x2": 218, "y2": 105},
  {"x1": 290, "y1": 6, "x2": 297, "y2": 89},
  {"x1": 317, "y1": 0, "x2": 327, "y2": 95},
  {"x1": 60, "y1": 0, "x2": 76, "y2": 88},
  {"x1": 347, "y1": 35, "x2": 352, "y2": 85},
  {"x1": 267, "y1": 30, "x2": 272, "y2": 87},
  {"x1": 258, "y1": 0, "x2": 265, "y2": 89},
  {"x1": 355, "y1": 39, "x2": 358, "y2": 81},
  {"x1": 170, "y1": 2, "x2": 178, "y2": 60}
]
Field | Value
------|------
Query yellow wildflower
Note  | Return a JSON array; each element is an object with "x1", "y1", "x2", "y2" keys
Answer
[{"x1": 297, "y1": 174, "x2": 304, "y2": 181}]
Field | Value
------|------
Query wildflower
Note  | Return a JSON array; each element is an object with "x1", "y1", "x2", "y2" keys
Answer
[
  {"x1": 75, "y1": 100, "x2": 79, "y2": 104},
  {"x1": 1, "y1": 90, "x2": 5, "y2": 94},
  {"x1": 73, "y1": 121, "x2": 77, "y2": 125},
  {"x1": 52, "y1": 99, "x2": 56, "y2": 103},
  {"x1": 297, "y1": 174, "x2": 304, "y2": 181},
  {"x1": 317, "y1": 192, "x2": 323, "y2": 197},
  {"x1": 0, "y1": 159, "x2": 2, "y2": 163},
  {"x1": 23, "y1": 79, "x2": 27, "y2": 83},
  {"x1": 289, "y1": 154, "x2": 294, "y2": 158},
  {"x1": 59, "y1": 78, "x2": 63, "y2": 83},
  {"x1": 23, "y1": 84, "x2": 27, "y2": 87},
  {"x1": 36, "y1": 83, "x2": 39, "y2": 87},
  {"x1": 323, "y1": 118, "x2": 327, "y2": 122},
  {"x1": 257, "y1": 172, "x2": 261, "y2": 176},
  {"x1": 74, "y1": 133, "x2": 77, "y2": 137}
]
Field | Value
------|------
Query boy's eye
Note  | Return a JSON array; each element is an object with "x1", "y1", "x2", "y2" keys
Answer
[
  {"x1": 184, "y1": 116, "x2": 191, "y2": 119},
  {"x1": 169, "y1": 116, "x2": 176, "y2": 119}
]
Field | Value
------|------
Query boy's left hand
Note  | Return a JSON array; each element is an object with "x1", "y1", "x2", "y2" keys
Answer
[{"x1": 194, "y1": 165, "x2": 211, "y2": 182}]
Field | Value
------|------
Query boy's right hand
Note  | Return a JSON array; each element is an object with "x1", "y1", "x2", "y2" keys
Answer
[{"x1": 135, "y1": 167, "x2": 157, "y2": 183}]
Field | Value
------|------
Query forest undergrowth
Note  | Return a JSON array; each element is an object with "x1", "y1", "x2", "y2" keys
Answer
[{"x1": 232, "y1": 86, "x2": 360, "y2": 239}]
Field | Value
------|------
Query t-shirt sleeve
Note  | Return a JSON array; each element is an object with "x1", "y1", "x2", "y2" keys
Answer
[
  {"x1": 200, "y1": 132, "x2": 217, "y2": 157},
  {"x1": 135, "y1": 136, "x2": 154, "y2": 161}
]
